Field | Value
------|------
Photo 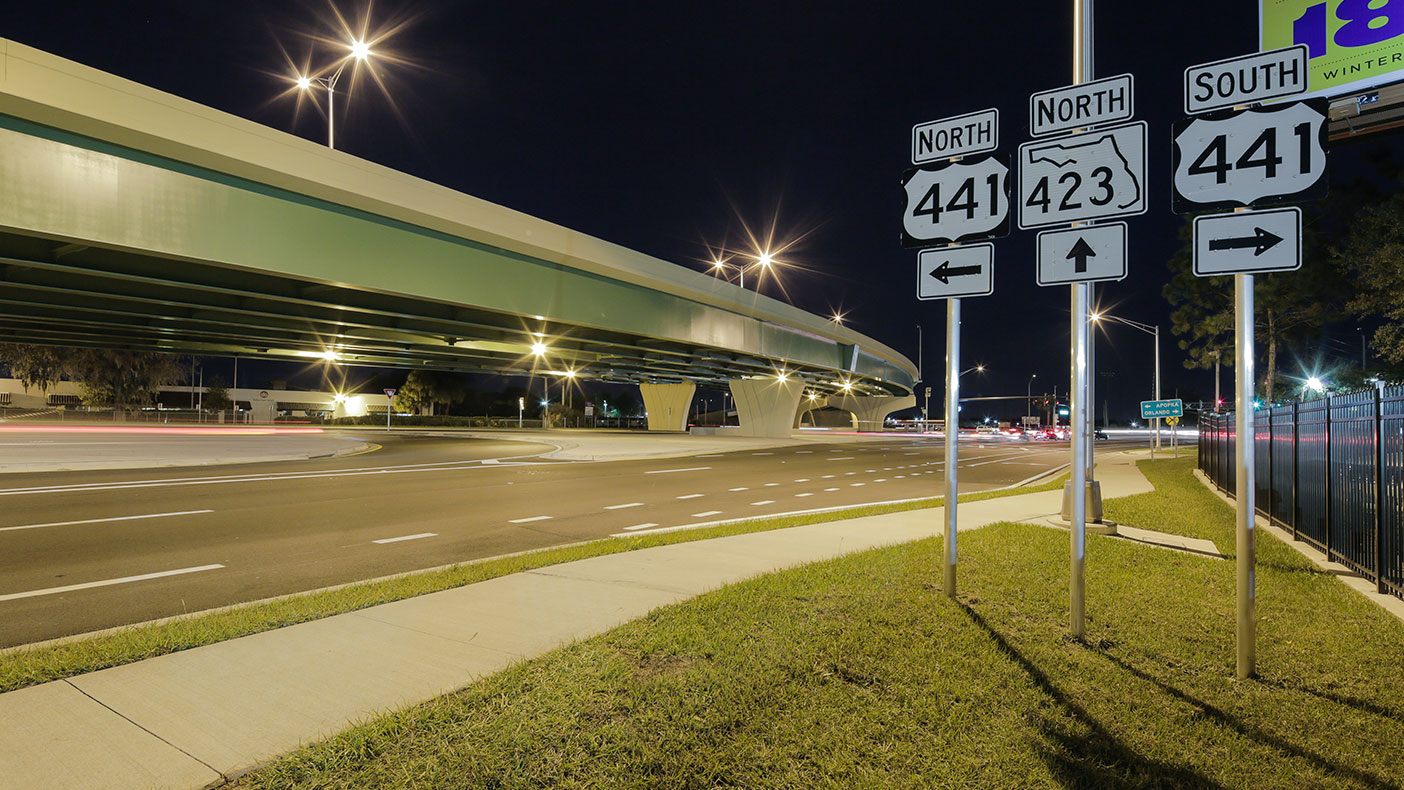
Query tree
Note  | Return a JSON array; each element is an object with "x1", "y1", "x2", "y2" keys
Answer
[
  {"x1": 1337, "y1": 189, "x2": 1404, "y2": 367},
  {"x1": 204, "y1": 376, "x2": 233, "y2": 412},
  {"x1": 68, "y1": 349, "x2": 184, "y2": 410},
  {"x1": 0, "y1": 343, "x2": 68, "y2": 394},
  {"x1": 393, "y1": 370, "x2": 468, "y2": 415},
  {"x1": 1164, "y1": 211, "x2": 1343, "y2": 402},
  {"x1": 1163, "y1": 218, "x2": 1234, "y2": 402}
]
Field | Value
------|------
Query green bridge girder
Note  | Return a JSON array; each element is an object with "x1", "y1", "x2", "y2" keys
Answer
[{"x1": 0, "y1": 39, "x2": 916, "y2": 396}]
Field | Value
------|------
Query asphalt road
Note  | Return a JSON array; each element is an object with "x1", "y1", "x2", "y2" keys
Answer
[{"x1": 0, "y1": 432, "x2": 1131, "y2": 647}]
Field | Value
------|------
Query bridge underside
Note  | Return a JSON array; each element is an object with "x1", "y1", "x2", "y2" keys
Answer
[{"x1": 0, "y1": 227, "x2": 895, "y2": 396}]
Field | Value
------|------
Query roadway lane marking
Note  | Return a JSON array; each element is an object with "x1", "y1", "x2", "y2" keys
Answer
[
  {"x1": 904, "y1": 452, "x2": 920, "y2": 455},
  {"x1": 691, "y1": 511, "x2": 722, "y2": 518},
  {"x1": 0, "y1": 457, "x2": 550, "y2": 497},
  {"x1": 820, "y1": 474, "x2": 835, "y2": 479},
  {"x1": 604, "y1": 502, "x2": 645, "y2": 510},
  {"x1": 763, "y1": 483, "x2": 780, "y2": 487},
  {"x1": 796, "y1": 450, "x2": 813, "y2": 454},
  {"x1": 622, "y1": 523, "x2": 659, "y2": 531},
  {"x1": 0, "y1": 564, "x2": 225, "y2": 602},
  {"x1": 824, "y1": 487, "x2": 840, "y2": 492},
  {"x1": 851, "y1": 483, "x2": 866, "y2": 487},
  {"x1": 676, "y1": 494, "x2": 704, "y2": 500},
  {"x1": 644, "y1": 466, "x2": 712, "y2": 475},
  {"x1": 875, "y1": 478, "x2": 888, "y2": 482},
  {"x1": 752, "y1": 452, "x2": 773, "y2": 456},
  {"x1": 728, "y1": 487, "x2": 749, "y2": 492},
  {"x1": 695, "y1": 454, "x2": 724, "y2": 458},
  {"x1": 509, "y1": 516, "x2": 553, "y2": 523},
  {"x1": 795, "y1": 493, "x2": 813, "y2": 498},
  {"x1": 794, "y1": 478, "x2": 810, "y2": 482},
  {"x1": 751, "y1": 500, "x2": 775, "y2": 505},
  {"x1": 0, "y1": 510, "x2": 213, "y2": 533},
  {"x1": 826, "y1": 457, "x2": 854, "y2": 461},
  {"x1": 372, "y1": 533, "x2": 437, "y2": 544}
]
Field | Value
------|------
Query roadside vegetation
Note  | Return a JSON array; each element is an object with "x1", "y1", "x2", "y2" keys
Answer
[
  {"x1": 232, "y1": 458, "x2": 1404, "y2": 789},
  {"x1": 0, "y1": 473, "x2": 1066, "y2": 693}
]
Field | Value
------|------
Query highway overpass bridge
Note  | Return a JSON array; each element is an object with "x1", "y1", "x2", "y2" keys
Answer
[{"x1": 0, "y1": 40, "x2": 915, "y2": 436}]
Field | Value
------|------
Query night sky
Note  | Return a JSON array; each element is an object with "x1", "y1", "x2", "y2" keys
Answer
[{"x1": 5, "y1": 2, "x2": 1392, "y2": 420}]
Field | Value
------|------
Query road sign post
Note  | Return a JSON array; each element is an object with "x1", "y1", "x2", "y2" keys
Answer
[
  {"x1": 383, "y1": 388, "x2": 396, "y2": 431},
  {"x1": 904, "y1": 108, "x2": 1002, "y2": 601},
  {"x1": 1179, "y1": 45, "x2": 1324, "y2": 681}
]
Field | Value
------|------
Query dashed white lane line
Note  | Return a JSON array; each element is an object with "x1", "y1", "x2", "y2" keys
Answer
[
  {"x1": 820, "y1": 474, "x2": 835, "y2": 479},
  {"x1": 904, "y1": 452, "x2": 920, "y2": 455},
  {"x1": 764, "y1": 483, "x2": 780, "y2": 487},
  {"x1": 692, "y1": 511, "x2": 723, "y2": 518},
  {"x1": 751, "y1": 500, "x2": 775, "y2": 506},
  {"x1": 874, "y1": 478, "x2": 888, "y2": 482},
  {"x1": 850, "y1": 483, "x2": 866, "y2": 487},
  {"x1": 645, "y1": 466, "x2": 712, "y2": 475},
  {"x1": 0, "y1": 564, "x2": 225, "y2": 603},
  {"x1": 695, "y1": 454, "x2": 724, "y2": 458},
  {"x1": 623, "y1": 523, "x2": 660, "y2": 531},
  {"x1": 372, "y1": 532, "x2": 436, "y2": 544},
  {"x1": 794, "y1": 478, "x2": 810, "y2": 483},
  {"x1": 796, "y1": 450, "x2": 813, "y2": 454},
  {"x1": 827, "y1": 457, "x2": 855, "y2": 461},
  {"x1": 604, "y1": 502, "x2": 645, "y2": 510},
  {"x1": 845, "y1": 472, "x2": 858, "y2": 476},
  {"x1": 752, "y1": 452, "x2": 773, "y2": 456},
  {"x1": 824, "y1": 487, "x2": 840, "y2": 492},
  {"x1": 795, "y1": 493, "x2": 813, "y2": 498},
  {"x1": 509, "y1": 516, "x2": 553, "y2": 524},
  {"x1": 0, "y1": 510, "x2": 213, "y2": 534},
  {"x1": 728, "y1": 487, "x2": 749, "y2": 492},
  {"x1": 676, "y1": 494, "x2": 705, "y2": 500}
]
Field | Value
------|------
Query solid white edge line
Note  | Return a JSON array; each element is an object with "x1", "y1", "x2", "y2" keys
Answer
[
  {"x1": 371, "y1": 532, "x2": 437, "y2": 544},
  {"x1": 643, "y1": 466, "x2": 712, "y2": 475},
  {"x1": 508, "y1": 516, "x2": 553, "y2": 523},
  {"x1": 0, "y1": 509, "x2": 214, "y2": 533},
  {"x1": 0, "y1": 564, "x2": 225, "y2": 602}
]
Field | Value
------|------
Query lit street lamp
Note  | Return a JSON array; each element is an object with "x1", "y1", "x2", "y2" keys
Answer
[
  {"x1": 294, "y1": 38, "x2": 373, "y2": 149},
  {"x1": 1091, "y1": 311, "x2": 1161, "y2": 449}
]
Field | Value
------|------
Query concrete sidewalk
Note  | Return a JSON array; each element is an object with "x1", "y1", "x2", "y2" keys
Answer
[
  {"x1": 0, "y1": 427, "x2": 375, "y2": 473},
  {"x1": 0, "y1": 454, "x2": 1153, "y2": 790}
]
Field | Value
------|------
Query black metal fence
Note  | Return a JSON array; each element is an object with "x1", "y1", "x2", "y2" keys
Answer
[{"x1": 1198, "y1": 385, "x2": 1404, "y2": 600}]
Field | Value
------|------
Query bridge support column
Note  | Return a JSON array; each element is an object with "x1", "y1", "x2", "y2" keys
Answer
[
  {"x1": 639, "y1": 382, "x2": 695, "y2": 431},
  {"x1": 729, "y1": 376, "x2": 805, "y2": 438},
  {"x1": 828, "y1": 394, "x2": 916, "y2": 432}
]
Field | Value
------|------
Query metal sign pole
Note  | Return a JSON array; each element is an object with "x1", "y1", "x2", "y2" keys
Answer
[
  {"x1": 1067, "y1": 0, "x2": 1092, "y2": 638},
  {"x1": 1235, "y1": 273, "x2": 1256, "y2": 678},
  {"x1": 944, "y1": 299, "x2": 960, "y2": 597}
]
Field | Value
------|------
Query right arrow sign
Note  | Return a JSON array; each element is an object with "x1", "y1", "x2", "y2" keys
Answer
[{"x1": 1193, "y1": 207, "x2": 1301, "y2": 277}]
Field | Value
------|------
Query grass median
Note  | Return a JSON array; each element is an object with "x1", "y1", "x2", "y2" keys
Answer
[
  {"x1": 232, "y1": 457, "x2": 1404, "y2": 789},
  {"x1": 0, "y1": 472, "x2": 1067, "y2": 693}
]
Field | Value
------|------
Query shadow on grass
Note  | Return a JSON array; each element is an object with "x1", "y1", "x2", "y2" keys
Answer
[
  {"x1": 1255, "y1": 676, "x2": 1404, "y2": 724},
  {"x1": 1096, "y1": 650, "x2": 1402, "y2": 790},
  {"x1": 957, "y1": 603, "x2": 1222, "y2": 790}
]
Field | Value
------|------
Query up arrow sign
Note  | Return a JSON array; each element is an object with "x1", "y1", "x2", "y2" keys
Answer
[
  {"x1": 1035, "y1": 223, "x2": 1127, "y2": 286},
  {"x1": 1066, "y1": 237, "x2": 1096, "y2": 273},
  {"x1": 1207, "y1": 227, "x2": 1283, "y2": 256}
]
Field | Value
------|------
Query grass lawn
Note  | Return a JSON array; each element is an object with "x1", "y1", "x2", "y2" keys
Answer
[
  {"x1": 235, "y1": 457, "x2": 1404, "y2": 789},
  {"x1": 0, "y1": 475, "x2": 1066, "y2": 693}
]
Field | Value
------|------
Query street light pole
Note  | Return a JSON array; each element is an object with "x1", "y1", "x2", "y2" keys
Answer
[
  {"x1": 295, "y1": 39, "x2": 372, "y2": 150},
  {"x1": 1027, "y1": 374, "x2": 1037, "y2": 425}
]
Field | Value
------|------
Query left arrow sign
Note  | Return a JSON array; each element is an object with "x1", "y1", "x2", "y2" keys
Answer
[
  {"x1": 917, "y1": 243, "x2": 994, "y2": 301},
  {"x1": 930, "y1": 260, "x2": 983, "y2": 284}
]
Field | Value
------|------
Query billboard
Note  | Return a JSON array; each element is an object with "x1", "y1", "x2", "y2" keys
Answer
[{"x1": 1263, "y1": 1, "x2": 1404, "y2": 99}]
